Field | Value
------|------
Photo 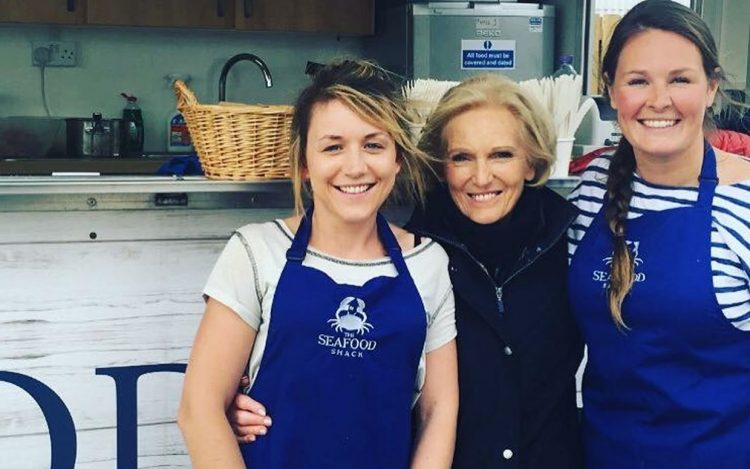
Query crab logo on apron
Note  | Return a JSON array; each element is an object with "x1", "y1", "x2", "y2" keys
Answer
[
  {"x1": 328, "y1": 296, "x2": 373, "y2": 334},
  {"x1": 603, "y1": 240, "x2": 643, "y2": 267},
  {"x1": 319, "y1": 296, "x2": 380, "y2": 358},
  {"x1": 592, "y1": 240, "x2": 646, "y2": 286}
]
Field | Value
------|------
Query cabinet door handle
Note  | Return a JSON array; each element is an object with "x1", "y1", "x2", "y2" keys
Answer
[
  {"x1": 216, "y1": 0, "x2": 225, "y2": 17},
  {"x1": 67, "y1": 0, "x2": 75, "y2": 12},
  {"x1": 243, "y1": 0, "x2": 252, "y2": 18}
]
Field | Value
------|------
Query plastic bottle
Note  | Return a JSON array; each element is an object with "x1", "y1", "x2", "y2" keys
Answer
[
  {"x1": 120, "y1": 93, "x2": 144, "y2": 157},
  {"x1": 167, "y1": 110, "x2": 193, "y2": 153},
  {"x1": 552, "y1": 54, "x2": 578, "y2": 78}
]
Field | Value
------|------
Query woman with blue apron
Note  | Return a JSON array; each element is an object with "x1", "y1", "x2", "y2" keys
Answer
[
  {"x1": 240, "y1": 209, "x2": 426, "y2": 468},
  {"x1": 567, "y1": 2, "x2": 750, "y2": 466},
  {"x1": 569, "y1": 144, "x2": 750, "y2": 468},
  {"x1": 178, "y1": 59, "x2": 457, "y2": 469}
]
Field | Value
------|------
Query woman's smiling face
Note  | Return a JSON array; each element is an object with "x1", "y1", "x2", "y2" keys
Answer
[
  {"x1": 442, "y1": 105, "x2": 534, "y2": 225},
  {"x1": 608, "y1": 28, "x2": 718, "y2": 163},
  {"x1": 304, "y1": 99, "x2": 401, "y2": 227}
]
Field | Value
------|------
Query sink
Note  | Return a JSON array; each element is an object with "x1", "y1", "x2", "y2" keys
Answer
[{"x1": 0, "y1": 116, "x2": 66, "y2": 158}]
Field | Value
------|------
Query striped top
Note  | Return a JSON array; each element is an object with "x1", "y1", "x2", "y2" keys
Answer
[{"x1": 568, "y1": 155, "x2": 750, "y2": 331}]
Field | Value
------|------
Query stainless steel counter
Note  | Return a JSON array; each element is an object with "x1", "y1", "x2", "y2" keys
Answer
[
  {"x1": 0, "y1": 176, "x2": 580, "y2": 211},
  {"x1": 0, "y1": 176, "x2": 295, "y2": 212},
  {"x1": 0, "y1": 175, "x2": 289, "y2": 194}
]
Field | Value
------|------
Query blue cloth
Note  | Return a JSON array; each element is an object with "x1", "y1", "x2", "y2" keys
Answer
[
  {"x1": 568, "y1": 143, "x2": 750, "y2": 468},
  {"x1": 240, "y1": 208, "x2": 426, "y2": 469},
  {"x1": 155, "y1": 154, "x2": 203, "y2": 176}
]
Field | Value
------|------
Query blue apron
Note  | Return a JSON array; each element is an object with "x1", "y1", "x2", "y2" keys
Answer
[
  {"x1": 240, "y1": 209, "x2": 427, "y2": 469},
  {"x1": 568, "y1": 144, "x2": 750, "y2": 468}
]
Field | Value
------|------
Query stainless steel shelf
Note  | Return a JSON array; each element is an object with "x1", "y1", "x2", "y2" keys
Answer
[
  {"x1": 0, "y1": 176, "x2": 579, "y2": 212},
  {"x1": 0, "y1": 175, "x2": 291, "y2": 195},
  {"x1": 0, "y1": 176, "x2": 295, "y2": 212}
]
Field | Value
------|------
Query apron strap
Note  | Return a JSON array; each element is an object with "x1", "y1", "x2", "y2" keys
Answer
[
  {"x1": 376, "y1": 213, "x2": 410, "y2": 276},
  {"x1": 286, "y1": 207, "x2": 313, "y2": 263},
  {"x1": 286, "y1": 207, "x2": 410, "y2": 277},
  {"x1": 697, "y1": 140, "x2": 718, "y2": 207}
]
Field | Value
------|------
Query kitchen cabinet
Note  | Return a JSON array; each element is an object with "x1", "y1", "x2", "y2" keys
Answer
[
  {"x1": 234, "y1": 0, "x2": 374, "y2": 34},
  {"x1": 86, "y1": 0, "x2": 235, "y2": 29},
  {"x1": 0, "y1": 0, "x2": 85, "y2": 24},
  {"x1": 1, "y1": 0, "x2": 373, "y2": 34}
]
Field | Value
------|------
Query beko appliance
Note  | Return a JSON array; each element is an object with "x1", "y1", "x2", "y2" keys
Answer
[{"x1": 366, "y1": 1, "x2": 555, "y2": 82}]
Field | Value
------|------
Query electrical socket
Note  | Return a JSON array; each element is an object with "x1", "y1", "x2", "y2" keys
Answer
[{"x1": 32, "y1": 41, "x2": 78, "y2": 67}]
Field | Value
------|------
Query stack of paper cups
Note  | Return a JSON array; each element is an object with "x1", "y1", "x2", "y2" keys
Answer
[{"x1": 553, "y1": 137, "x2": 575, "y2": 178}]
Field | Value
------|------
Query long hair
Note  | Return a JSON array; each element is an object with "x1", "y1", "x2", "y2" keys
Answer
[{"x1": 601, "y1": 0, "x2": 727, "y2": 328}]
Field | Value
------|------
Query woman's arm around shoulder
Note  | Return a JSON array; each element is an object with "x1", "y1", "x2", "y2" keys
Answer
[
  {"x1": 411, "y1": 339, "x2": 459, "y2": 469},
  {"x1": 399, "y1": 229, "x2": 458, "y2": 468},
  {"x1": 178, "y1": 298, "x2": 257, "y2": 468}
]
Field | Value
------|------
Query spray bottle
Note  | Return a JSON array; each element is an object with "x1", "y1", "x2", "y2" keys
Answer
[{"x1": 165, "y1": 73, "x2": 194, "y2": 153}]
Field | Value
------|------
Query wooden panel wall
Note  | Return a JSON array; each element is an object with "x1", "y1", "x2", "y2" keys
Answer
[{"x1": 0, "y1": 207, "x2": 283, "y2": 467}]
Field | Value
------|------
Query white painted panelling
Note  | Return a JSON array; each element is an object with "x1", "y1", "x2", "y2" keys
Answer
[
  {"x1": 1, "y1": 240, "x2": 214, "y2": 467},
  {"x1": 0, "y1": 207, "x2": 286, "y2": 467},
  {"x1": 0, "y1": 421, "x2": 191, "y2": 468}
]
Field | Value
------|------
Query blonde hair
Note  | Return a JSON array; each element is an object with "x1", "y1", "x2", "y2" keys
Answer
[
  {"x1": 417, "y1": 73, "x2": 556, "y2": 185},
  {"x1": 289, "y1": 59, "x2": 434, "y2": 215}
]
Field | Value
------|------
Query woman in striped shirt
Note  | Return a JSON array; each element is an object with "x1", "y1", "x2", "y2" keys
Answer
[{"x1": 567, "y1": 1, "x2": 750, "y2": 467}]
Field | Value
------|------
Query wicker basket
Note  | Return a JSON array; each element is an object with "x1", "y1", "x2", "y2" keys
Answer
[{"x1": 174, "y1": 79, "x2": 294, "y2": 180}]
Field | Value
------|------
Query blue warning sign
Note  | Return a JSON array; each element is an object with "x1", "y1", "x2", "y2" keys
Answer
[{"x1": 461, "y1": 39, "x2": 516, "y2": 70}]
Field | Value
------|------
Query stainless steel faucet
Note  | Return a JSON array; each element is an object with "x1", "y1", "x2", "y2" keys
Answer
[{"x1": 218, "y1": 53, "x2": 273, "y2": 101}]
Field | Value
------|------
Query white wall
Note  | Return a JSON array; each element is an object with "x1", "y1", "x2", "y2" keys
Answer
[{"x1": 0, "y1": 24, "x2": 366, "y2": 152}]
